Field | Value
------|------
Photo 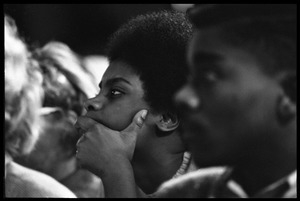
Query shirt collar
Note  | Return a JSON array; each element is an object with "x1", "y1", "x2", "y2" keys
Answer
[
  {"x1": 226, "y1": 170, "x2": 297, "y2": 198},
  {"x1": 287, "y1": 170, "x2": 297, "y2": 187}
]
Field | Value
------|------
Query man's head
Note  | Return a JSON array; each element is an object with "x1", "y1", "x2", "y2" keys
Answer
[{"x1": 175, "y1": 4, "x2": 297, "y2": 168}]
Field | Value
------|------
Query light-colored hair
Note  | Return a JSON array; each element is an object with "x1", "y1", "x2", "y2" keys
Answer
[
  {"x1": 31, "y1": 41, "x2": 100, "y2": 155},
  {"x1": 82, "y1": 55, "x2": 108, "y2": 88},
  {"x1": 35, "y1": 41, "x2": 99, "y2": 100},
  {"x1": 5, "y1": 15, "x2": 44, "y2": 157}
]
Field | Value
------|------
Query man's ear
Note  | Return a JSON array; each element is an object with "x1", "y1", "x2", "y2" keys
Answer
[
  {"x1": 156, "y1": 112, "x2": 179, "y2": 132},
  {"x1": 280, "y1": 73, "x2": 296, "y2": 103},
  {"x1": 276, "y1": 72, "x2": 297, "y2": 125}
]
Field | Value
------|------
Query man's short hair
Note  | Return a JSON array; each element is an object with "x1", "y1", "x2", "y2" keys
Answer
[
  {"x1": 188, "y1": 4, "x2": 296, "y2": 101},
  {"x1": 188, "y1": 4, "x2": 296, "y2": 73}
]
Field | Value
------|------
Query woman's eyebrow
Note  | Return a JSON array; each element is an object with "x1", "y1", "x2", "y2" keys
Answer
[{"x1": 98, "y1": 77, "x2": 132, "y2": 89}]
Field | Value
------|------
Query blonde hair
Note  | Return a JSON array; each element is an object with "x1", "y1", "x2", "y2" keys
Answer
[
  {"x1": 5, "y1": 15, "x2": 44, "y2": 157},
  {"x1": 36, "y1": 41, "x2": 98, "y2": 99}
]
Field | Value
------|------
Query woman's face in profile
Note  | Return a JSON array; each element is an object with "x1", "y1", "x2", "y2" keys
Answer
[{"x1": 83, "y1": 60, "x2": 150, "y2": 131}]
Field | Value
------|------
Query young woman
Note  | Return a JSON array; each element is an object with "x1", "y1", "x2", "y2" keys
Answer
[{"x1": 75, "y1": 10, "x2": 197, "y2": 197}]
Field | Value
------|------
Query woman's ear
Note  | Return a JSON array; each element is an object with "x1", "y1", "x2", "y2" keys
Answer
[{"x1": 156, "y1": 112, "x2": 179, "y2": 132}]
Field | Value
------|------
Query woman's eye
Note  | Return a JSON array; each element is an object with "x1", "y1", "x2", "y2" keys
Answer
[{"x1": 111, "y1": 89, "x2": 123, "y2": 96}]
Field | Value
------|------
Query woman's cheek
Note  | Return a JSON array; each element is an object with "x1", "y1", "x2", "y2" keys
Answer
[{"x1": 104, "y1": 109, "x2": 133, "y2": 131}]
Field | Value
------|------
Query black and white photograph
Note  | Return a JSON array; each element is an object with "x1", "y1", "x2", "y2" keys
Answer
[{"x1": 4, "y1": 4, "x2": 297, "y2": 198}]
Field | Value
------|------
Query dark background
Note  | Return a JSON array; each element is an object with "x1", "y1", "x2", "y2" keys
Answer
[{"x1": 4, "y1": 4, "x2": 192, "y2": 56}]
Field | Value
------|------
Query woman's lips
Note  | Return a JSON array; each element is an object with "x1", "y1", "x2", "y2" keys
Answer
[{"x1": 79, "y1": 113, "x2": 115, "y2": 130}]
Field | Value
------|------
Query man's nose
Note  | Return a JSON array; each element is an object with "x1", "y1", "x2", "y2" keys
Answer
[{"x1": 174, "y1": 85, "x2": 201, "y2": 114}]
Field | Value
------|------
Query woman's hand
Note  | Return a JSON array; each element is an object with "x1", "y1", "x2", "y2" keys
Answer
[{"x1": 75, "y1": 109, "x2": 148, "y2": 177}]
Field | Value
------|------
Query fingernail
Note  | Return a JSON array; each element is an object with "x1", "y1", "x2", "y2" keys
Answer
[{"x1": 141, "y1": 110, "x2": 148, "y2": 119}]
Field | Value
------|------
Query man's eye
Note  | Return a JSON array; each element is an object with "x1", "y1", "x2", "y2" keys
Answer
[
  {"x1": 204, "y1": 71, "x2": 218, "y2": 82},
  {"x1": 193, "y1": 70, "x2": 219, "y2": 87}
]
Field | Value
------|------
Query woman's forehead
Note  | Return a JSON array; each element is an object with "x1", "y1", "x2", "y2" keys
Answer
[
  {"x1": 101, "y1": 61, "x2": 141, "y2": 86},
  {"x1": 104, "y1": 61, "x2": 137, "y2": 76}
]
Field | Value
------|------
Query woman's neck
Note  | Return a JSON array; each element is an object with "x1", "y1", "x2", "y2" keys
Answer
[
  {"x1": 133, "y1": 151, "x2": 184, "y2": 194},
  {"x1": 132, "y1": 130, "x2": 186, "y2": 194}
]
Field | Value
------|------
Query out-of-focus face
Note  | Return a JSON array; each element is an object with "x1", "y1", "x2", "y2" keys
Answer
[
  {"x1": 83, "y1": 60, "x2": 150, "y2": 131},
  {"x1": 16, "y1": 111, "x2": 78, "y2": 176},
  {"x1": 175, "y1": 28, "x2": 281, "y2": 168}
]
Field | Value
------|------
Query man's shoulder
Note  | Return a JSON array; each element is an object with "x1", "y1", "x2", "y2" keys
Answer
[{"x1": 154, "y1": 166, "x2": 227, "y2": 198}]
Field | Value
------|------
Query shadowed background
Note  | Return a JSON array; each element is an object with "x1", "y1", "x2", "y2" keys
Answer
[{"x1": 4, "y1": 4, "x2": 193, "y2": 56}]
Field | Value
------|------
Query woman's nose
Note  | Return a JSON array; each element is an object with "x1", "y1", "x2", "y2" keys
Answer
[{"x1": 84, "y1": 97, "x2": 102, "y2": 111}]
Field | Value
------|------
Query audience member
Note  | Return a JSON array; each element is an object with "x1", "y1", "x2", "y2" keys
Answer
[
  {"x1": 4, "y1": 15, "x2": 76, "y2": 198},
  {"x1": 15, "y1": 41, "x2": 104, "y2": 197},
  {"x1": 75, "y1": 10, "x2": 197, "y2": 197},
  {"x1": 155, "y1": 4, "x2": 297, "y2": 198}
]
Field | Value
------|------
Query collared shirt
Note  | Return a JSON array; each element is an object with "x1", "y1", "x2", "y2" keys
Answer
[
  {"x1": 155, "y1": 167, "x2": 297, "y2": 198},
  {"x1": 217, "y1": 170, "x2": 297, "y2": 198}
]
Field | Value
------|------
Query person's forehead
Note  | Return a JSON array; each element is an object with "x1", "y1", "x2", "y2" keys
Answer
[
  {"x1": 100, "y1": 60, "x2": 144, "y2": 93},
  {"x1": 190, "y1": 28, "x2": 224, "y2": 51},
  {"x1": 190, "y1": 28, "x2": 252, "y2": 61},
  {"x1": 188, "y1": 29, "x2": 224, "y2": 66},
  {"x1": 102, "y1": 61, "x2": 138, "y2": 80},
  {"x1": 189, "y1": 29, "x2": 264, "y2": 76}
]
